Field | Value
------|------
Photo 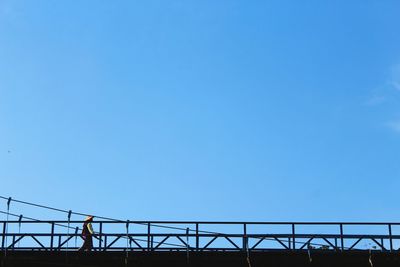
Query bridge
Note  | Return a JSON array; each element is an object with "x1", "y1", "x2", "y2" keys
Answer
[
  {"x1": 1, "y1": 220, "x2": 400, "y2": 266},
  {"x1": 1, "y1": 196, "x2": 400, "y2": 266}
]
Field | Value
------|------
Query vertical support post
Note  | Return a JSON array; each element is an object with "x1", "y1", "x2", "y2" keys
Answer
[
  {"x1": 50, "y1": 222, "x2": 55, "y2": 251},
  {"x1": 99, "y1": 222, "x2": 103, "y2": 249},
  {"x1": 196, "y1": 223, "x2": 199, "y2": 251},
  {"x1": 340, "y1": 224, "x2": 344, "y2": 251},
  {"x1": 75, "y1": 227, "x2": 79, "y2": 249},
  {"x1": 186, "y1": 227, "x2": 189, "y2": 264},
  {"x1": 292, "y1": 224, "x2": 296, "y2": 250},
  {"x1": 66, "y1": 210, "x2": 72, "y2": 254},
  {"x1": 147, "y1": 223, "x2": 151, "y2": 251},
  {"x1": 389, "y1": 224, "x2": 393, "y2": 252},
  {"x1": 18, "y1": 215, "x2": 22, "y2": 249},
  {"x1": 5, "y1": 197, "x2": 11, "y2": 254},
  {"x1": 2, "y1": 222, "x2": 6, "y2": 250},
  {"x1": 243, "y1": 223, "x2": 247, "y2": 251},
  {"x1": 125, "y1": 220, "x2": 130, "y2": 264}
]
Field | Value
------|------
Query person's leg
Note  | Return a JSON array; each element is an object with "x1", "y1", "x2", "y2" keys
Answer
[
  {"x1": 87, "y1": 237, "x2": 93, "y2": 252},
  {"x1": 79, "y1": 237, "x2": 88, "y2": 251}
]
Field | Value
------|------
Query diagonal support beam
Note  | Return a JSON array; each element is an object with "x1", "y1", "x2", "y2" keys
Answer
[
  {"x1": 7, "y1": 235, "x2": 25, "y2": 249},
  {"x1": 349, "y1": 237, "x2": 363, "y2": 250},
  {"x1": 58, "y1": 235, "x2": 74, "y2": 249},
  {"x1": 224, "y1": 236, "x2": 240, "y2": 250},
  {"x1": 154, "y1": 236, "x2": 170, "y2": 249},
  {"x1": 106, "y1": 236, "x2": 122, "y2": 249},
  {"x1": 202, "y1": 236, "x2": 219, "y2": 250},
  {"x1": 176, "y1": 236, "x2": 188, "y2": 247},
  {"x1": 31, "y1": 236, "x2": 46, "y2": 249},
  {"x1": 300, "y1": 237, "x2": 315, "y2": 249},
  {"x1": 274, "y1": 237, "x2": 290, "y2": 250},
  {"x1": 251, "y1": 237, "x2": 266, "y2": 250},
  {"x1": 128, "y1": 236, "x2": 146, "y2": 251}
]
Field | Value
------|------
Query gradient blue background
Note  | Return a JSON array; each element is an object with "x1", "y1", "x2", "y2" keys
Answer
[{"x1": 1, "y1": 0, "x2": 400, "y2": 222}]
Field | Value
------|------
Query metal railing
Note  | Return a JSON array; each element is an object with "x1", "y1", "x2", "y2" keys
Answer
[{"x1": 1, "y1": 221, "x2": 400, "y2": 252}]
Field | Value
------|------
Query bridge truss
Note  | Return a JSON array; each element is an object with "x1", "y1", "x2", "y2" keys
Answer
[{"x1": 1, "y1": 220, "x2": 400, "y2": 252}]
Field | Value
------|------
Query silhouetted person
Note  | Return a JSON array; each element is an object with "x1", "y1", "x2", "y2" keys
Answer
[{"x1": 79, "y1": 215, "x2": 97, "y2": 251}]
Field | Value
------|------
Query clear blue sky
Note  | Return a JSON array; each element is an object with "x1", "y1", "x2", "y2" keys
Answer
[{"x1": 1, "y1": 0, "x2": 399, "y2": 222}]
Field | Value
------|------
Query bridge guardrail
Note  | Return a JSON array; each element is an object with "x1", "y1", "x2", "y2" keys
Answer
[{"x1": 1, "y1": 221, "x2": 399, "y2": 252}]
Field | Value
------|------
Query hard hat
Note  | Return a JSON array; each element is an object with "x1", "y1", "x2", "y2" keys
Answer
[{"x1": 85, "y1": 215, "x2": 94, "y2": 221}]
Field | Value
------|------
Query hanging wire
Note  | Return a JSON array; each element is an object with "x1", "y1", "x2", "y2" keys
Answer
[
  {"x1": 0, "y1": 208, "x2": 368, "y2": 252},
  {"x1": 0, "y1": 196, "x2": 207, "y2": 240},
  {"x1": 307, "y1": 243, "x2": 312, "y2": 263},
  {"x1": 369, "y1": 249, "x2": 373, "y2": 267},
  {"x1": 64, "y1": 210, "x2": 72, "y2": 264},
  {"x1": 0, "y1": 210, "x2": 186, "y2": 249},
  {"x1": 0, "y1": 199, "x2": 353, "y2": 252},
  {"x1": 66, "y1": 210, "x2": 72, "y2": 251},
  {"x1": 0, "y1": 195, "x2": 372, "y2": 251},
  {"x1": 0, "y1": 195, "x2": 118, "y2": 221},
  {"x1": 0, "y1": 211, "x2": 71, "y2": 229}
]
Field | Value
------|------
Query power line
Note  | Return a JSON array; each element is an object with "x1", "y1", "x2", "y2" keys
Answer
[
  {"x1": 0, "y1": 195, "x2": 220, "y2": 236},
  {"x1": 0, "y1": 196, "x2": 106, "y2": 220},
  {"x1": 0, "y1": 210, "x2": 71, "y2": 228},
  {"x1": 0, "y1": 210, "x2": 186, "y2": 249},
  {"x1": 0, "y1": 196, "x2": 190, "y2": 231},
  {"x1": 1, "y1": 195, "x2": 362, "y2": 250}
]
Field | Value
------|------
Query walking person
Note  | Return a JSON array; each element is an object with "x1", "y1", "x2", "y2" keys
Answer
[{"x1": 79, "y1": 215, "x2": 100, "y2": 251}]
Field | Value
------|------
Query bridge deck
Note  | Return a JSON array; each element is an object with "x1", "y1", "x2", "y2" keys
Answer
[{"x1": 1, "y1": 250, "x2": 400, "y2": 267}]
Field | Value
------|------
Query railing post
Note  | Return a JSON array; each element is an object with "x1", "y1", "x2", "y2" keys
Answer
[
  {"x1": 196, "y1": 223, "x2": 199, "y2": 251},
  {"x1": 340, "y1": 224, "x2": 344, "y2": 251},
  {"x1": 75, "y1": 227, "x2": 79, "y2": 249},
  {"x1": 186, "y1": 227, "x2": 189, "y2": 263},
  {"x1": 389, "y1": 224, "x2": 393, "y2": 252},
  {"x1": 50, "y1": 222, "x2": 55, "y2": 251},
  {"x1": 292, "y1": 224, "x2": 295, "y2": 250},
  {"x1": 147, "y1": 223, "x2": 151, "y2": 251},
  {"x1": 126, "y1": 220, "x2": 130, "y2": 254},
  {"x1": 243, "y1": 223, "x2": 247, "y2": 251},
  {"x1": 2, "y1": 222, "x2": 6, "y2": 250},
  {"x1": 99, "y1": 222, "x2": 103, "y2": 249}
]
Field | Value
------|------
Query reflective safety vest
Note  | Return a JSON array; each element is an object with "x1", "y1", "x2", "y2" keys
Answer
[{"x1": 82, "y1": 222, "x2": 94, "y2": 236}]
